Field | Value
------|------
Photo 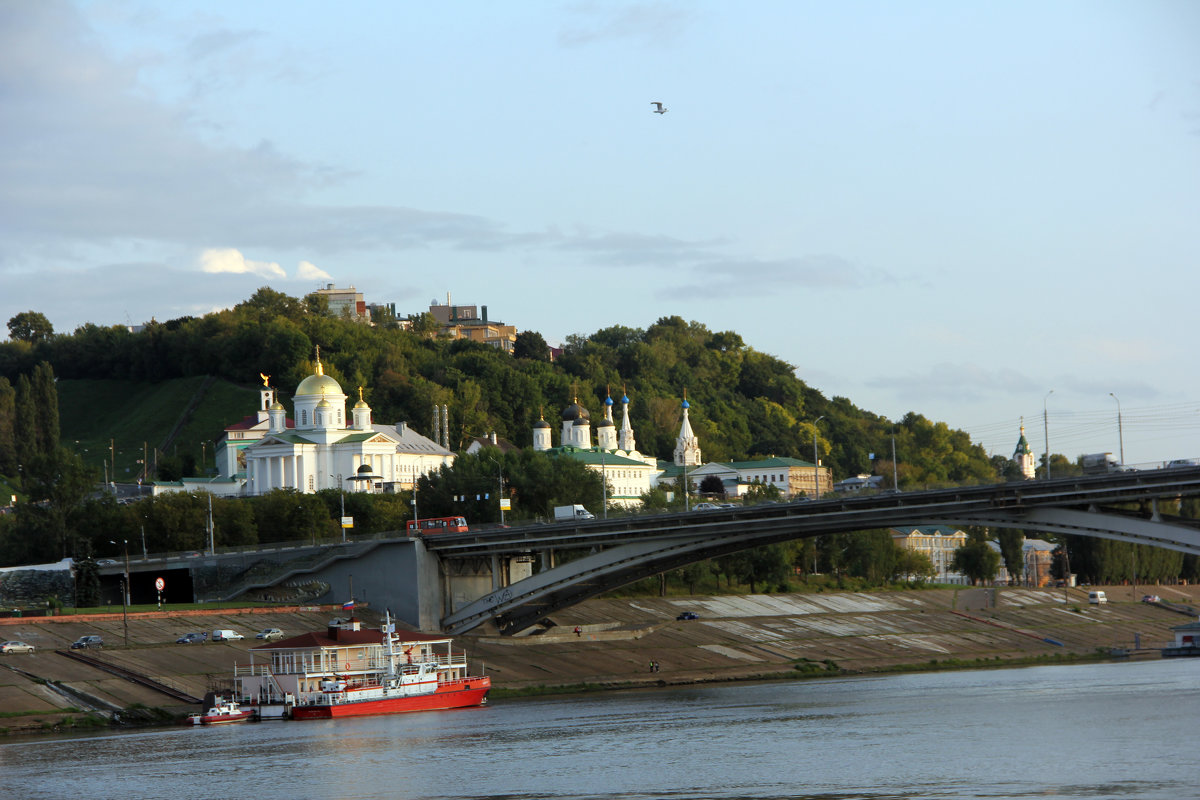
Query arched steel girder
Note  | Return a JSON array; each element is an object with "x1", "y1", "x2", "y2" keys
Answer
[
  {"x1": 925, "y1": 506, "x2": 1200, "y2": 555},
  {"x1": 436, "y1": 468, "x2": 1200, "y2": 635},
  {"x1": 441, "y1": 505, "x2": 1200, "y2": 637}
]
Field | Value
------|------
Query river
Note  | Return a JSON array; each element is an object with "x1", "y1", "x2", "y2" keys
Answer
[{"x1": 1, "y1": 659, "x2": 1193, "y2": 800}]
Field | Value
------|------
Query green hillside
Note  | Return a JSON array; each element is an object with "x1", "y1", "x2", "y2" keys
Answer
[{"x1": 58, "y1": 377, "x2": 259, "y2": 479}]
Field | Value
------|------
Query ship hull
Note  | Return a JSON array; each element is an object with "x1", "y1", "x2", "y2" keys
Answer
[{"x1": 290, "y1": 677, "x2": 490, "y2": 720}]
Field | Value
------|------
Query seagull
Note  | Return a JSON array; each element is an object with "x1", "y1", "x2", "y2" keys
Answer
[{"x1": 651, "y1": 102, "x2": 668, "y2": 114}]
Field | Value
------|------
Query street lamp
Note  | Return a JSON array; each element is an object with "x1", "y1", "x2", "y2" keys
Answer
[
  {"x1": 812, "y1": 416, "x2": 825, "y2": 500},
  {"x1": 330, "y1": 474, "x2": 346, "y2": 542},
  {"x1": 1109, "y1": 392, "x2": 1124, "y2": 465},
  {"x1": 109, "y1": 539, "x2": 129, "y2": 646},
  {"x1": 1043, "y1": 390, "x2": 1054, "y2": 479}
]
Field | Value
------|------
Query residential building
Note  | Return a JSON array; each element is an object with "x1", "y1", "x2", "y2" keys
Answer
[
  {"x1": 313, "y1": 284, "x2": 368, "y2": 322},
  {"x1": 891, "y1": 525, "x2": 969, "y2": 584},
  {"x1": 428, "y1": 297, "x2": 517, "y2": 352}
]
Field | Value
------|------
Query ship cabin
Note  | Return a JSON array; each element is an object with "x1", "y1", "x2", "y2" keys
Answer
[{"x1": 234, "y1": 616, "x2": 471, "y2": 706}]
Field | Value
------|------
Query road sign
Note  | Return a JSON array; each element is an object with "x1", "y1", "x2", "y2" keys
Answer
[{"x1": 154, "y1": 577, "x2": 165, "y2": 592}]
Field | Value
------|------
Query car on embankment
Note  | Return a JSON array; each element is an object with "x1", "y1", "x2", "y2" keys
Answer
[
  {"x1": 70, "y1": 635, "x2": 103, "y2": 650},
  {"x1": 255, "y1": 628, "x2": 285, "y2": 640},
  {"x1": 176, "y1": 632, "x2": 207, "y2": 644},
  {"x1": 1, "y1": 641, "x2": 35, "y2": 653}
]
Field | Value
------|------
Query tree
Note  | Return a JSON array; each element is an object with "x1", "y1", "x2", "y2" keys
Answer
[
  {"x1": 893, "y1": 547, "x2": 937, "y2": 582},
  {"x1": 995, "y1": 529, "x2": 1025, "y2": 584},
  {"x1": 951, "y1": 540, "x2": 1001, "y2": 585},
  {"x1": 407, "y1": 312, "x2": 441, "y2": 338},
  {"x1": 698, "y1": 475, "x2": 726, "y2": 499},
  {"x1": 513, "y1": 330, "x2": 550, "y2": 361},
  {"x1": 7, "y1": 311, "x2": 54, "y2": 344},
  {"x1": 0, "y1": 377, "x2": 15, "y2": 475}
]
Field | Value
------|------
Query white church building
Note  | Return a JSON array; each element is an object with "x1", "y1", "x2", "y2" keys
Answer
[{"x1": 241, "y1": 355, "x2": 455, "y2": 495}]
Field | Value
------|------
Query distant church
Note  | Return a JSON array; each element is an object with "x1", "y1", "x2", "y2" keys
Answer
[
  {"x1": 1013, "y1": 422, "x2": 1035, "y2": 479},
  {"x1": 531, "y1": 388, "x2": 665, "y2": 508},
  {"x1": 170, "y1": 350, "x2": 454, "y2": 497}
]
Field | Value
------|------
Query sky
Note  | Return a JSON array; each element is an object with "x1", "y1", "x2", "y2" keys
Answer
[{"x1": 2, "y1": 1, "x2": 1199, "y2": 467}]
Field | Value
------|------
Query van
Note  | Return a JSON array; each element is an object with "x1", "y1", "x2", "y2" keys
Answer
[
  {"x1": 212, "y1": 629, "x2": 243, "y2": 641},
  {"x1": 1088, "y1": 591, "x2": 1108, "y2": 605}
]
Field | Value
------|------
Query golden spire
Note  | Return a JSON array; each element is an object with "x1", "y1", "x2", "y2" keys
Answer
[
  {"x1": 314, "y1": 345, "x2": 323, "y2": 376},
  {"x1": 260, "y1": 373, "x2": 270, "y2": 387}
]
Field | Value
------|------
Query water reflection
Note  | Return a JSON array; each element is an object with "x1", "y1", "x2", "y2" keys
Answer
[{"x1": 2, "y1": 660, "x2": 1194, "y2": 800}]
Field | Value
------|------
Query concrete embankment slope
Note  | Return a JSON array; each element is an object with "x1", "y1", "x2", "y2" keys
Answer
[
  {"x1": 0, "y1": 586, "x2": 1193, "y2": 734},
  {"x1": 462, "y1": 584, "x2": 1198, "y2": 690}
]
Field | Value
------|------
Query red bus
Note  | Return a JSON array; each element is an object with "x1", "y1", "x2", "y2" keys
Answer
[{"x1": 406, "y1": 516, "x2": 469, "y2": 535}]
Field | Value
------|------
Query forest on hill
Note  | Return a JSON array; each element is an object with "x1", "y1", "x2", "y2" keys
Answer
[
  {"x1": 4, "y1": 290, "x2": 1195, "y2": 589},
  {"x1": 0, "y1": 287, "x2": 1008, "y2": 487}
]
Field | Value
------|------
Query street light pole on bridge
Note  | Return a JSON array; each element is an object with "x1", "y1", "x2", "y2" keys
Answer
[
  {"x1": 1109, "y1": 392, "x2": 1124, "y2": 465},
  {"x1": 1043, "y1": 389, "x2": 1054, "y2": 479}
]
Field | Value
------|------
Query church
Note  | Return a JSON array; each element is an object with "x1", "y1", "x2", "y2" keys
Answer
[{"x1": 241, "y1": 354, "x2": 455, "y2": 495}]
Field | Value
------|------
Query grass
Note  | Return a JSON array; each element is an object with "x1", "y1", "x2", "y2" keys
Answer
[{"x1": 58, "y1": 377, "x2": 258, "y2": 477}]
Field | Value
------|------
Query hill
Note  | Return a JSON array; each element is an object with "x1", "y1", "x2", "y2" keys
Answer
[{"x1": 57, "y1": 377, "x2": 258, "y2": 478}]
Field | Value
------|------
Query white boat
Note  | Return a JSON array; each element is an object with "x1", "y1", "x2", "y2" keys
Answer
[{"x1": 189, "y1": 693, "x2": 255, "y2": 725}]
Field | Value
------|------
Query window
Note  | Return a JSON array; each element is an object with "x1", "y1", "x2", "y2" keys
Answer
[
  {"x1": 308, "y1": 475, "x2": 314, "y2": 491},
  {"x1": 301, "y1": 409, "x2": 308, "y2": 426}
]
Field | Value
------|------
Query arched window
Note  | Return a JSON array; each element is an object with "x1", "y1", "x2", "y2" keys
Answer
[{"x1": 301, "y1": 409, "x2": 308, "y2": 426}]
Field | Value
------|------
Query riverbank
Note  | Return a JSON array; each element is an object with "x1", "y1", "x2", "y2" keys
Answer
[{"x1": 0, "y1": 584, "x2": 1193, "y2": 735}]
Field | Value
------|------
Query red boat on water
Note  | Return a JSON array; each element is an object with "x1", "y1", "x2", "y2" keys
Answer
[{"x1": 235, "y1": 612, "x2": 490, "y2": 721}]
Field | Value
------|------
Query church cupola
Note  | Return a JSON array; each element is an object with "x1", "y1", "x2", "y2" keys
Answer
[
  {"x1": 1013, "y1": 422, "x2": 1035, "y2": 480},
  {"x1": 352, "y1": 386, "x2": 372, "y2": 431},
  {"x1": 597, "y1": 387, "x2": 617, "y2": 450},
  {"x1": 673, "y1": 390, "x2": 702, "y2": 467},
  {"x1": 532, "y1": 408, "x2": 552, "y2": 451},
  {"x1": 293, "y1": 347, "x2": 347, "y2": 436},
  {"x1": 618, "y1": 386, "x2": 636, "y2": 452}
]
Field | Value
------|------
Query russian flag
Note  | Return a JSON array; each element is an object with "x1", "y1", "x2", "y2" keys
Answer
[{"x1": 342, "y1": 599, "x2": 355, "y2": 610}]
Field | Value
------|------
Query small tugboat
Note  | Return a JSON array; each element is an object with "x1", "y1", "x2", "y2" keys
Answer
[
  {"x1": 236, "y1": 611, "x2": 490, "y2": 720},
  {"x1": 189, "y1": 692, "x2": 255, "y2": 725}
]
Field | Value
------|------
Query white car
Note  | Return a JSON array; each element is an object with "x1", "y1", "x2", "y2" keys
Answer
[
  {"x1": 692, "y1": 502, "x2": 721, "y2": 511},
  {"x1": 255, "y1": 628, "x2": 284, "y2": 641},
  {"x1": 1, "y1": 641, "x2": 35, "y2": 654}
]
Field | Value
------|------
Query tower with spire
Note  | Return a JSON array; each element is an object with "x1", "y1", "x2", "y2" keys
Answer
[
  {"x1": 617, "y1": 386, "x2": 636, "y2": 452},
  {"x1": 673, "y1": 391, "x2": 702, "y2": 467},
  {"x1": 1013, "y1": 421, "x2": 1035, "y2": 479}
]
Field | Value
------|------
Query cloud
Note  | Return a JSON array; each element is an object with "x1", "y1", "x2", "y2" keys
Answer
[
  {"x1": 666, "y1": 254, "x2": 896, "y2": 300},
  {"x1": 297, "y1": 260, "x2": 331, "y2": 280},
  {"x1": 199, "y1": 248, "x2": 286, "y2": 278},
  {"x1": 559, "y1": 2, "x2": 694, "y2": 47},
  {"x1": 866, "y1": 362, "x2": 1038, "y2": 405}
]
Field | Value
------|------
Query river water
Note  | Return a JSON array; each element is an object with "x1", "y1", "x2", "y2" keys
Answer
[{"x1": 1, "y1": 659, "x2": 1194, "y2": 800}]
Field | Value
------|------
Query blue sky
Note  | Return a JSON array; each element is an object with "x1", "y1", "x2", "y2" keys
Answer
[{"x1": 2, "y1": 1, "x2": 1199, "y2": 465}]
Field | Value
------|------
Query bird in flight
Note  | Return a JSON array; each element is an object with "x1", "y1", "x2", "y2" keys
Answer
[{"x1": 651, "y1": 102, "x2": 668, "y2": 114}]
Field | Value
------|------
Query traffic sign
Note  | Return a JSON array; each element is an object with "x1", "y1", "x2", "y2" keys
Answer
[{"x1": 154, "y1": 577, "x2": 165, "y2": 592}]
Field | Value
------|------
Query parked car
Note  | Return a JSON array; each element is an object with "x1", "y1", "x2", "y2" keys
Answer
[
  {"x1": 1, "y1": 640, "x2": 35, "y2": 653},
  {"x1": 692, "y1": 502, "x2": 721, "y2": 511},
  {"x1": 176, "y1": 632, "x2": 207, "y2": 644},
  {"x1": 676, "y1": 611, "x2": 699, "y2": 621},
  {"x1": 70, "y1": 635, "x2": 103, "y2": 650},
  {"x1": 255, "y1": 628, "x2": 284, "y2": 641},
  {"x1": 212, "y1": 629, "x2": 244, "y2": 641},
  {"x1": 1142, "y1": 594, "x2": 1161, "y2": 604}
]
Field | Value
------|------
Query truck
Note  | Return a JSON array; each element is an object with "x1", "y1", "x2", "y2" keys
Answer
[
  {"x1": 554, "y1": 504, "x2": 595, "y2": 521},
  {"x1": 1081, "y1": 452, "x2": 1120, "y2": 474}
]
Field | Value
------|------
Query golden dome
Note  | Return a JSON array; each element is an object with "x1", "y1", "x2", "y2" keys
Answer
[{"x1": 295, "y1": 356, "x2": 343, "y2": 397}]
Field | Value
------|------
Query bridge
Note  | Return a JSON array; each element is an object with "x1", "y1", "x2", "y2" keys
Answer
[{"x1": 431, "y1": 467, "x2": 1200, "y2": 636}]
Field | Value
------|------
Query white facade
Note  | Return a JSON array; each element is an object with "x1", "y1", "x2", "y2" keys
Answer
[{"x1": 243, "y1": 356, "x2": 454, "y2": 496}]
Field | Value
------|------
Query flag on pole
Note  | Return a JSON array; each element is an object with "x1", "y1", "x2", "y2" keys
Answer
[{"x1": 342, "y1": 599, "x2": 355, "y2": 610}]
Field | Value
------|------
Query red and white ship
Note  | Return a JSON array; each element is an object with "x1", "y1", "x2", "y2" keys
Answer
[
  {"x1": 234, "y1": 612, "x2": 490, "y2": 720},
  {"x1": 190, "y1": 693, "x2": 255, "y2": 725}
]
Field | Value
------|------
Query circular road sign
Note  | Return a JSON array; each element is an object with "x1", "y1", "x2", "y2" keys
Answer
[{"x1": 154, "y1": 577, "x2": 165, "y2": 592}]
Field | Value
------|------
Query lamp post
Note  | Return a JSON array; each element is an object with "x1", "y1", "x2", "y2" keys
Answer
[
  {"x1": 812, "y1": 416, "x2": 825, "y2": 500},
  {"x1": 1109, "y1": 392, "x2": 1124, "y2": 465},
  {"x1": 206, "y1": 494, "x2": 215, "y2": 555},
  {"x1": 330, "y1": 474, "x2": 346, "y2": 542},
  {"x1": 109, "y1": 539, "x2": 129, "y2": 646},
  {"x1": 1043, "y1": 390, "x2": 1054, "y2": 479}
]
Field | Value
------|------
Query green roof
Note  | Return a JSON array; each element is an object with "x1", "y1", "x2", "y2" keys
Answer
[
  {"x1": 547, "y1": 447, "x2": 651, "y2": 468},
  {"x1": 728, "y1": 456, "x2": 816, "y2": 469}
]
